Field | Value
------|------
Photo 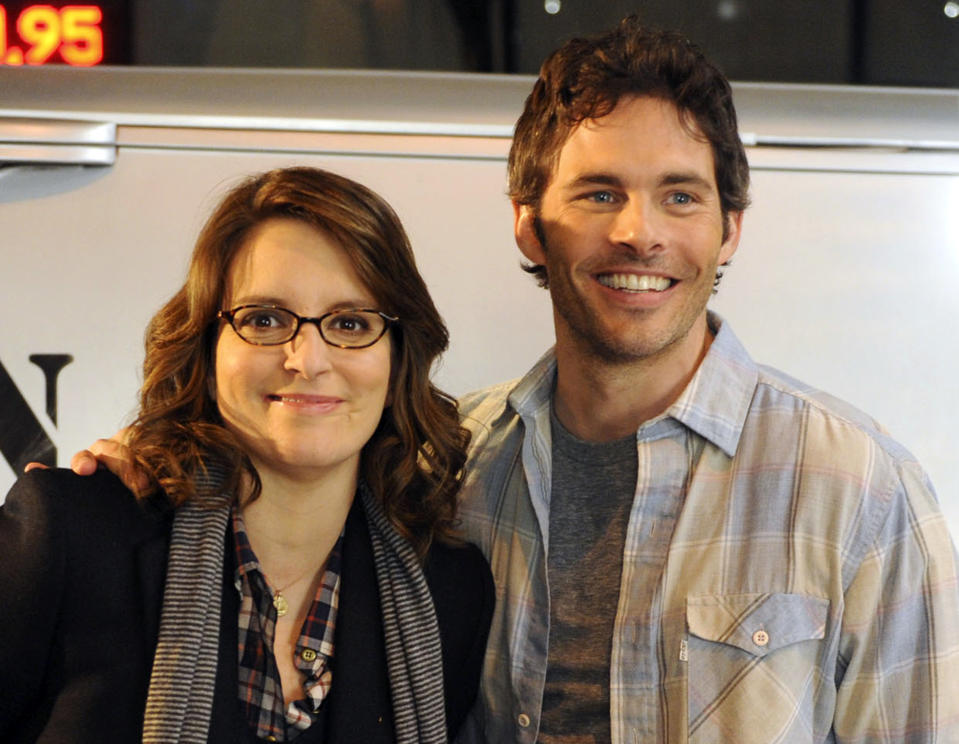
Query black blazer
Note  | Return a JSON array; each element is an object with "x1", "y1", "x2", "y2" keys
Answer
[{"x1": 0, "y1": 469, "x2": 494, "y2": 743}]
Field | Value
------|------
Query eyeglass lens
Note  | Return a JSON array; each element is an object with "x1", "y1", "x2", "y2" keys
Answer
[{"x1": 230, "y1": 307, "x2": 388, "y2": 347}]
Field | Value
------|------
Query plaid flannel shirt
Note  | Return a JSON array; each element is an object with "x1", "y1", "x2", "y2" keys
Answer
[
  {"x1": 454, "y1": 313, "x2": 959, "y2": 744},
  {"x1": 233, "y1": 509, "x2": 342, "y2": 742}
]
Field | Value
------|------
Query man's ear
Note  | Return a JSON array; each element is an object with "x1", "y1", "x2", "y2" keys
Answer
[
  {"x1": 513, "y1": 202, "x2": 547, "y2": 265},
  {"x1": 719, "y1": 210, "x2": 744, "y2": 265}
]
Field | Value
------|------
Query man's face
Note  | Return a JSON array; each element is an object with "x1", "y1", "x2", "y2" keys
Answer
[{"x1": 516, "y1": 95, "x2": 742, "y2": 367}]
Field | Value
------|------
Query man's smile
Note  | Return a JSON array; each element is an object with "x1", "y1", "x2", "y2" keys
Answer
[{"x1": 596, "y1": 273, "x2": 675, "y2": 292}]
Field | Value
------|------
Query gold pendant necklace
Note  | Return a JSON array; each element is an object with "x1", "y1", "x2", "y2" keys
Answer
[
  {"x1": 273, "y1": 591, "x2": 290, "y2": 617},
  {"x1": 268, "y1": 566, "x2": 317, "y2": 619}
]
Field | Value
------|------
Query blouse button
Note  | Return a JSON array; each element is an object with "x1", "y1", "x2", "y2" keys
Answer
[
  {"x1": 517, "y1": 713, "x2": 531, "y2": 728},
  {"x1": 301, "y1": 648, "x2": 318, "y2": 662}
]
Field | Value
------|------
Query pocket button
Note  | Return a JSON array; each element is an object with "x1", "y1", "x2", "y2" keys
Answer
[{"x1": 752, "y1": 629, "x2": 769, "y2": 647}]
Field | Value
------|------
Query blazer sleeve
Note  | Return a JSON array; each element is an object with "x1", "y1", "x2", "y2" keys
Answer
[
  {"x1": 425, "y1": 540, "x2": 495, "y2": 740},
  {"x1": 0, "y1": 468, "x2": 168, "y2": 742},
  {"x1": 0, "y1": 470, "x2": 69, "y2": 733}
]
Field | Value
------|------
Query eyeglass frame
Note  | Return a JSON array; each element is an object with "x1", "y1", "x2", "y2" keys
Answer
[{"x1": 216, "y1": 304, "x2": 398, "y2": 349}]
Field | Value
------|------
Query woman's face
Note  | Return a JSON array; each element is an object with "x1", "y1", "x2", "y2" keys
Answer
[{"x1": 214, "y1": 217, "x2": 392, "y2": 485}]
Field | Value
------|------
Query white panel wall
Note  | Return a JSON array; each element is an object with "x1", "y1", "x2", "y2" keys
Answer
[
  {"x1": 714, "y1": 150, "x2": 959, "y2": 538},
  {"x1": 1, "y1": 72, "x2": 957, "y2": 543},
  {"x1": 0, "y1": 145, "x2": 551, "y2": 488}
]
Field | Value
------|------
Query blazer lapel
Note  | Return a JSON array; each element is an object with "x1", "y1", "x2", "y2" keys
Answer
[
  {"x1": 208, "y1": 526, "x2": 250, "y2": 742},
  {"x1": 135, "y1": 508, "x2": 173, "y2": 655}
]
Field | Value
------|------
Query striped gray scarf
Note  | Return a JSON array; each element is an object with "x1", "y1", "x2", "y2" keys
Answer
[{"x1": 142, "y1": 475, "x2": 446, "y2": 744}]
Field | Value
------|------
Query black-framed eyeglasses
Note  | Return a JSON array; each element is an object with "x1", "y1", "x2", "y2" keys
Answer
[{"x1": 217, "y1": 305, "x2": 398, "y2": 349}]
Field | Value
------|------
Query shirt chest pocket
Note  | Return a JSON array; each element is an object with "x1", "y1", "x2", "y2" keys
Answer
[{"x1": 685, "y1": 592, "x2": 829, "y2": 744}]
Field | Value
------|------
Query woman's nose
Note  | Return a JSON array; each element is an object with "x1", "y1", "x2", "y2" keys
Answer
[{"x1": 283, "y1": 322, "x2": 333, "y2": 379}]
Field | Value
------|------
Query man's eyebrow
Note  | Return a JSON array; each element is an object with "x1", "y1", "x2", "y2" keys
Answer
[
  {"x1": 659, "y1": 172, "x2": 714, "y2": 190},
  {"x1": 561, "y1": 173, "x2": 625, "y2": 190},
  {"x1": 560, "y1": 171, "x2": 716, "y2": 191}
]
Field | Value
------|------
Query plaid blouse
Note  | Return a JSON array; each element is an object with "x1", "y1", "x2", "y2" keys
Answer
[{"x1": 232, "y1": 509, "x2": 343, "y2": 742}]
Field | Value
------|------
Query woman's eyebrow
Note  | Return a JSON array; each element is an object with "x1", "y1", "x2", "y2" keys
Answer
[
  {"x1": 228, "y1": 295, "x2": 376, "y2": 311},
  {"x1": 228, "y1": 294, "x2": 287, "y2": 306}
]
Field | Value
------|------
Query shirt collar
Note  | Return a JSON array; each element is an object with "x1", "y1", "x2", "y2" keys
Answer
[
  {"x1": 665, "y1": 312, "x2": 757, "y2": 457},
  {"x1": 507, "y1": 311, "x2": 757, "y2": 458},
  {"x1": 232, "y1": 507, "x2": 268, "y2": 597},
  {"x1": 508, "y1": 347, "x2": 557, "y2": 422}
]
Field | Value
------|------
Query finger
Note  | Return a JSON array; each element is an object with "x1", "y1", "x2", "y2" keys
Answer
[
  {"x1": 73, "y1": 438, "x2": 148, "y2": 493},
  {"x1": 86, "y1": 437, "x2": 130, "y2": 462},
  {"x1": 70, "y1": 449, "x2": 101, "y2": 475},
  {"x1": 23, "y1": 462, "x2": 51, "y2": 472}
]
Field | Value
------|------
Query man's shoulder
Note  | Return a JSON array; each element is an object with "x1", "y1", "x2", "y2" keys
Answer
[
  {"x1": 457, "y1": 378, "x2": 522, "y2": 435},
  {"x1": 455, "y1": 380, "x2": 530, "y2": 522},
  {"x1": 710, "y1": 318, "x2": 918, "y2": 471},
  {"x1": 726, "y1": 361, "x2": 947, "y2": 591},
  {"x1": 458, "y1": 379, "x2": 520, "y2": 411},
  {"x1": 748, "y1": 363, "x2": 926, "y2": 477}
]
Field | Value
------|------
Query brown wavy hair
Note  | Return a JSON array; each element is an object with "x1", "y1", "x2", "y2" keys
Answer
[
  {"x1": 509, "y1": 15, "x2": 751, "y2": 286},
  {"x1": 127, "y1": 167, "x2": 469, "y2": 556}
]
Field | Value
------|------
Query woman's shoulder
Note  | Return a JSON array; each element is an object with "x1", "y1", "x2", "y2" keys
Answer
[
  {"x1": 425, "y1": 538, "x2": 491, "y2": 582},
  {"x1": 3, "y1": 467, "x2": 170, "y2": 532},
  {"x1": 12, "y1": 465, "x2": 127, "y2": 495},
  {"x1": 423, "y1": 538, "x2": 494, "y2": 617},
  {"x1": 423, "y1": 538, "x2": 493, "y2": 736}
]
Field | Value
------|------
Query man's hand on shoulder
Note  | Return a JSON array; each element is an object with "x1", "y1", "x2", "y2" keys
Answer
[{"x1": 23, "y1": 429, "x2": 147, "y2": 492}]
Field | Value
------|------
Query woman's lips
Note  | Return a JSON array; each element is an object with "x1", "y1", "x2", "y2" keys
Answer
[{"x1": 266, "y1": 393, "x2": 343, "y2": 412}]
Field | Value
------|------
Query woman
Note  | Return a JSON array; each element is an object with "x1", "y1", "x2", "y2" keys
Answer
[{"x1": 0, "y1": 167, "x2": 493, "y2": 744}]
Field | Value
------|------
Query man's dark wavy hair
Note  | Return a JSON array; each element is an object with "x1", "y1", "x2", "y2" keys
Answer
[{"x1": 508, "y1": 15, "x2": 750, "y2": 286}]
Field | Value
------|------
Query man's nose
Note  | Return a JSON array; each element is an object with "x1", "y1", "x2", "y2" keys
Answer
[{"x1": 608, "y1": 198, "x2": 661, "y2": 253}]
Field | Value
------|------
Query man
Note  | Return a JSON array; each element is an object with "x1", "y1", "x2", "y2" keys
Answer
[
  {"x1": 450, "y1": 16, "x2": 959, "y2": 744},
  {"x1": 57, "y1": 16, "x2": 959, "y2": 743}
]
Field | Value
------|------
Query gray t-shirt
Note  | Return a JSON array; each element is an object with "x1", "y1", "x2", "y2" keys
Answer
[{"x1": 537, "y1": 405, "x2": 637, "y2": 744}]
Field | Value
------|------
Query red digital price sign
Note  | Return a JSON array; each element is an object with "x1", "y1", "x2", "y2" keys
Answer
[{"x1": 1, "y1": 2, "x2": 128, "y2": 66}]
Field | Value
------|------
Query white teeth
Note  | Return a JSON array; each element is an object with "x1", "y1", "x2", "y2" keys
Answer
[{"x1": 598, "y1": 273, "x2": 671, "y2": 292}]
